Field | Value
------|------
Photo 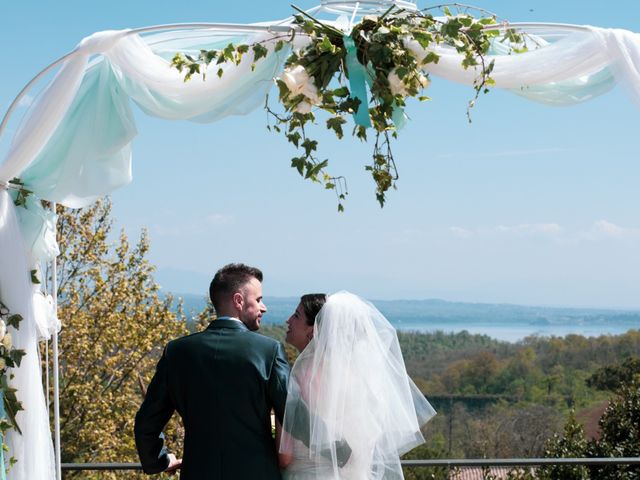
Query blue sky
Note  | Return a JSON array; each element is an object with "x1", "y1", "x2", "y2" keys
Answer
[{"x1": 2, "y1": 1, "x2": 640, "y2": 308}]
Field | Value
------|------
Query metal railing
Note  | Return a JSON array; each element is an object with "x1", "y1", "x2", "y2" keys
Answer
[{"x1": 61, "y1": 457, "x2": 640, "y2": 471}]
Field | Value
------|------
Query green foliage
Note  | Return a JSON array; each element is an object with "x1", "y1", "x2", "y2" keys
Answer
[
  {"x1": 539, "y1": 411, "x2": 590, "y2": 479},
  {"x1": 587, "y1": 356, "x2": 640, "y2": 392},
  {"x1": 171, "y1": 5, "x2": 521, "y2": 210},
  {"x1": 0, "y1": 298, "x2": 26, "y2": 463},
  {"x1": 7, "y1": 178, "x2": 32, "y2": 208},
  {"x1": 540, "y1": 361, "x2": 640, "y2": 480},
  {"x1": 43, "y1": 199, "x2": 189, "y2": 479},
  {"x1": 588, "y1": 377, "x2": 640, "y2": 479},
  {"x1": 260, "y1": 326, "x2": 640, "y2": 464}
]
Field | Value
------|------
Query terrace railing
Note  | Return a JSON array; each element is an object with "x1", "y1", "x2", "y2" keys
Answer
[{"x1": 61, "y1": 457, "x2": 640, "y2": 471}]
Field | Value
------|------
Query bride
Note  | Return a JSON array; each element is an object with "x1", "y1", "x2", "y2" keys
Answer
[{"x1": 277, "y1": 291, "x2": 436, "y2": 479}]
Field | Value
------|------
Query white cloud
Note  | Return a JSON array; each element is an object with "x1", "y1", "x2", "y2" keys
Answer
[
  {"x1": 449, "y1": 223, "x2": 563, "y2": 239},
  {"x1": 449, "y1": 226, "x2": 472, "y2": 238},
  {"x1": 593, "y1": 220, "x2": 627, "y2": 237},
  {"x1": 448, "y1": 220, "x2": 640, "y2": 243},
  {"x1": 494, "y1": 223, "x2": 563, "y2": 236},
  {"x1": 584, "y1": 220, "x2": 640, "y2": 240}
]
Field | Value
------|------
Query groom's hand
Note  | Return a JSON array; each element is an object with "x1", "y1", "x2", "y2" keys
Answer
[
  {"x1": 334, "y1": 439, "x2": 352, "y2": 468},
  {"x1": 165, "y1": 453, "x2": 182, "y2": 475},
  {"x1": 319, "y1": 439, "x2": 352, "y2": 468}
]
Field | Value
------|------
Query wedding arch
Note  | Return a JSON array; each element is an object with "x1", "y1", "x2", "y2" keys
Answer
[{"x1": 1, "y1": 1, "x2": 640, "y2": 478}]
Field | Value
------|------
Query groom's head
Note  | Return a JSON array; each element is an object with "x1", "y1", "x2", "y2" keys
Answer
[{"x1": 210, "y1": 263, "x2": 267, "y2": 331}]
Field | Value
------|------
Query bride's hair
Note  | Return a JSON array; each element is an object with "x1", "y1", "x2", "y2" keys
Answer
[{"x1": 300, "y1": 293, "x2": 327, "y2": 326}]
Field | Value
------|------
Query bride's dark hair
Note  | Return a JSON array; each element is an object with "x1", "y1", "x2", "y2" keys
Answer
[{"x1": 300, "y1": 293, "x2": 327, "y2": 326}]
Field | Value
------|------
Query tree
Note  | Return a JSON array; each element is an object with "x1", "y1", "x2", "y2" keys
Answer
[
  {"x1": 588, "y1": 377, "x2": 640, "y2": 479},
  {"x1": 43, "y1": 199, "x2": 188, "y2": 479},
  {"x1": 538, "y1": 411, "x2": 590, "y2": 480},
  {"x1": 541, "y1": 369, "x2": 640, "y2": 480},
  {"x1": 587, "y1": 357, "x2": 640, "y2": 392}
]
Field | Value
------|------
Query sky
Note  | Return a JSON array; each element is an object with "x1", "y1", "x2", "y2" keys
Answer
[{"x1": 2, "y1": 1, "x2": 640, "y2": 309}]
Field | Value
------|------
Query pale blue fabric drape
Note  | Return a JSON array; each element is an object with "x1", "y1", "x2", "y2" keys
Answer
[
  {"x1": 488, "y1": 32, "x2": 616, "y2": 105},
  {"x1": 20, "y1": 31, "x2": 289, "y2": 210},
  {"x1": 14, "y1": 30, "x2": 290, "y2": 267},
  {"x1": 20, "y1": 60, "x2": 136, "y2": 208}
]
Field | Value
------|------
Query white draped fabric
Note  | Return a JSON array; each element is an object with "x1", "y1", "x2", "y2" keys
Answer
[
  {"x1": 0, "y1": 191, "x2": 56, "y2": 479},
  {"x1": 0, "y1": 19, "x2": 639, "y2": 479}
]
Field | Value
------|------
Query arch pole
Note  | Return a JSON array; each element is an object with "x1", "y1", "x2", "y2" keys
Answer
[{"x1": 51, "y1": 202, "x2": 61, "y2": 480}]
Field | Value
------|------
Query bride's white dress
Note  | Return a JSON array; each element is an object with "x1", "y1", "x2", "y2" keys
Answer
[{"x1": 281, "y1": 291, "x2": 436, "y2": 480}]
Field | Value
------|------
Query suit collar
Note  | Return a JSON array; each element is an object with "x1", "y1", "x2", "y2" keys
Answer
[{"x1": 208, "y1": 319, "x2": 249, "y2": 331}]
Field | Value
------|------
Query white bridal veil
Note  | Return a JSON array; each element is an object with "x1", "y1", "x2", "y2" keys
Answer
[{"x1": 282, "y1": 291, "x2": 435, "y2": 479}]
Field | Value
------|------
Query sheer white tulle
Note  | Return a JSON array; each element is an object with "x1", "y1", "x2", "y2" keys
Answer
[
  {"x1": 281, "y1": 292, "x2": 435, "y2": 479},
  {"x1": 0, "y1": 191, "x2": 56, "y2": 479}
]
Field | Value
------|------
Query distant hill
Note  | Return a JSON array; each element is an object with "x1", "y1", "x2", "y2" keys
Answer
[
  {"x1": 172, "y1": 293, "x2": 299, "y2": 324},
  {"x1": 170, "y1": 292, "x2": 640, "y2": 328}
]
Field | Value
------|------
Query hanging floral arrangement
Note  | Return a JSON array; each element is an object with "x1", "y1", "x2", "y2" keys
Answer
[{"x1": 173, "y1": 4, "x2": 522, "y2": 209}]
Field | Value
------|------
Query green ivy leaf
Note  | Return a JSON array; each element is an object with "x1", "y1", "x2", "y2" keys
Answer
[
  {"x1": 332, "y1": 86, "x2": 350, "y2": 98},
  {"x1": 286, "y1": 132, "x2": 302, "y2": 148},
  {"x1": 305, "y1": 159, "x2": 328, "y2": 180},
  {"x1": 318, "y1": 36, "x2": 336, "y2": 54},
  {"x1": 252, "y1": 44, "x2": 269, "y2": 62},
  {"x1": 9, "y1": 350, "x2": 26, "y2": 368},
  {"x1": 6, "y1": 315, "x2": 22, "y2": 330},
  {"x1": 302, "y1": 139, "x2": 318, "y2": 156},
  {"x1": 291, "y1": 157, "x2": 306, "y2": 176},
  {"x1": 326, "y1": 116, "x2": 346, "y2": 139}
]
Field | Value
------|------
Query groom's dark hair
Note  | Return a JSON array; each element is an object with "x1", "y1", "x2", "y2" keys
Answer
[
  {"x1": 210, "y1": 263, "x2": 263, "y2": 312},
  {"x1": 301, "y1": 293, "x2": 327, "y2": 326}
]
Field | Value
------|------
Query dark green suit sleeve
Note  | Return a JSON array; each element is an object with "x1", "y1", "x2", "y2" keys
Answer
[
  {"x1": 269, "y1": 342, "x2": 290, "y2": 423},
  {"x1": 134, "y1": 349, "x2": 174, "y2": 474}
]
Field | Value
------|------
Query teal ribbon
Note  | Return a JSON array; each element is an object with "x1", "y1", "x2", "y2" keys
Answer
[
  {"x1": 392, "y1": 107, "x2": 407, "y2": 130},
  {"x1": 343, "y1": 35, "x2": 408, "y2": 131},
  {"x1": 343, "y1": 35, "x2": 372, "y2": 128},
  {"x1": 0, "y1": 391, "x2": 6, "y2": 480}
]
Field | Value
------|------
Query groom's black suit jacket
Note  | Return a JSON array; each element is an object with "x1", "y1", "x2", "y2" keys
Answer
[{"x1": 134, "y1": 319, "x2": 290, "y2": 479}]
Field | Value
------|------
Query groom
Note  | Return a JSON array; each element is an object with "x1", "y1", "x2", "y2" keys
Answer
[{"x1": 134, "y1": 263, "x2": 289, "y2": 479}]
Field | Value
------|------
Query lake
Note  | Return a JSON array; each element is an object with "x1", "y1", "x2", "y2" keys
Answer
[{"x1": 175, "y1": 293, "x2": 640, "y2": 343}]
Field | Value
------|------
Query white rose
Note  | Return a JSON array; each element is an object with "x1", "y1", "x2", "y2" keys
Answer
[
  {"x1": 281, "y1": 65, "x2": 321, "y2": 105},
  {"x1": 2, "y1": 333, "x2": 12, "y2": 350},
  {"x1": 402, "y1": 36, "x2": 429, "y2": 63},
  {"x1": 281, "y1": 65, "x2": 311, "y2": 96},
  {"x1": 295, "y1": 101, "x2": 314, "y2": 114},
  {"x1": 388, "y1": 68, "x2": 408, "y2": 96},
  {"x1": 0, "y1": 320, "x2": 5, "y2": 341},
  {"x1": 301, "y1": 81, "x2": 321, "y2": 105},
  {"x1": 418, "y1": 73, "x2": 431, "y2": 89},
  {"x1": 0, "y1": 358, "x2": 5, "y2": 370}
]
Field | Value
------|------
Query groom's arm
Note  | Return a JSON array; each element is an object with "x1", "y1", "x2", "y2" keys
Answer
[
  {"x1": 268, "y1": 341, "x2": 290, "y2": 423},
  {"x1": 134, "y1": 347, "x2": 176, "y2": 474},
  {"x1": 285, "y1": 395, "x2": 351, "y2": 467},
  {"x1": 267, "y1": 342, "x2": 351, "y2": 466}
]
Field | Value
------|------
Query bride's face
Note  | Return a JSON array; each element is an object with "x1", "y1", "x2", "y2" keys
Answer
[{"x1": 286, "y1": 302, "x2": 314, "y2": 352}]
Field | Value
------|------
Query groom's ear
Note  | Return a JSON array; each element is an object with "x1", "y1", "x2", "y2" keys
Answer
[{"x1": 232, "y1": 292, "x2": 244, "y2": 311}]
